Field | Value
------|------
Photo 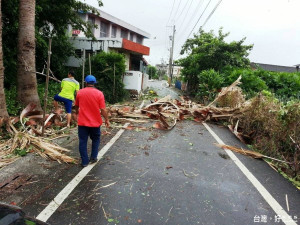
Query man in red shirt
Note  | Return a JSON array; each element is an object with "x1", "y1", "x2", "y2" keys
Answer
[{"x1": 75, "y1": 75, "x2": 110, "y2": 167}]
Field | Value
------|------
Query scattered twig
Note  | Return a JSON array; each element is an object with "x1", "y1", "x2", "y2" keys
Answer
[
  {"x1": 285, "y1": 194, "x2": 289, "y2": 212},
  {"x1": 94, "y1": 182, "x2": 117, "y2": 191},
  {"x1": 182, "y1": 169, "x2": 195, "y2": 178},
  {"x1": 102, "y1": 206, "x2": 108, "y2": 219}
]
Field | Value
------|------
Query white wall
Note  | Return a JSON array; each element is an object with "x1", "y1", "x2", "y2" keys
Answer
[
  {"x1": 142, "y1": 73, "x2": 149, "y2": 90},
  {"x1": 66, "y1": 38, "x2": 123, "y2": 67},
  {"x1": 123, "y1": 71, "x2": 143, "y2": 93}
]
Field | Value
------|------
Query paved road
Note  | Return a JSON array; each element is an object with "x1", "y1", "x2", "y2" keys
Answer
[
  {"x1": 44, "y1": 121, "x2": 299, "y2": 225},
  {"x1": 148, "y1": 80, "x2": 181, "y2": 100},
  {"x1": 1, "y1": 81, "x2": 299, "y2": 225}
]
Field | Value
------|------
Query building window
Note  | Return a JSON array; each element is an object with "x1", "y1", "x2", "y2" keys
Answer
[
  {"x1": 111, "y1": 26, "x2": 117, "y2": 38},
  {"x1": 121, "y1": 29, "x2": 128, "y2": 39},
  {"x1": 136, "y1": 35, "x2": 143, "y2": 44},
  {"x1": 130, "y1": 33, "x2": 134, "y2": 41},
  {"x1": 75, "y1": 49, "x2": 82, "y2": 58},
  {"x1": 100, "y1": 21, "x2": 109, "y2": 37},
  {"x1": 85, "y1": 49, "x2": 93, "y2": 58}
]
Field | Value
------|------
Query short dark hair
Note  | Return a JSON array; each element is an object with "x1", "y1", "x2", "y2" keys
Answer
[{"x1": 69, "y1": 71, "x2": 75, "y2": 77}]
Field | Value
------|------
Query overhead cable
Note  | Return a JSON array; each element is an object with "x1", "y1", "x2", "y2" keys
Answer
[
  {"x1": 200, "y1": 0, "x2": 223, "y2": 30},
  {"x1": 171, "y1": 0, "x2": 182, "y2": 24},
  {"x1": 176, "y1": 0, "x2": 205, "y2": 39},
  {"x1": 186, "y1": 0, "x2": 212, "y2": 39},
  {"x1": 177, "y1": 0, "x2": 194, "y2": 31},
  {"x1": 166, "y1": 0, "x2": 176, "y2": 25},
  {"x1": 176, "y1": 0, "x2": 191, "y2": 22}
]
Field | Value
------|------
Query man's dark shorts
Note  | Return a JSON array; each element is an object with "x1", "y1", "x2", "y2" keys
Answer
[{"x1": 54, "y1": 94, "x2": 73, "y2": 113}]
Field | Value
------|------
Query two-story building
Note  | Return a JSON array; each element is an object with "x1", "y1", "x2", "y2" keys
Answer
[{"x1": 66, "y1": 7, "x2": 151, "y2": 94}]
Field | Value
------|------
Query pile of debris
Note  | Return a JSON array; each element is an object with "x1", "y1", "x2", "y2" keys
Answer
[
  {"x1": 0, "y1": 103, "x2": 77, "y2": 168},
  {"x1": 106, "y1": 76, "x2": 299, "y2": 180},
  {"x1": 107, "y1": 77, "x2": 245, "y2": 131},
  {"x1": 1, "y1": 76, "x2": 299, "y2": 181}
]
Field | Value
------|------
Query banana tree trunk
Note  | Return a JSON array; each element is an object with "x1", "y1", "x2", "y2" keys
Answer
[
  {"x1": 17, "y1": 0, "x2": 41, "y2": 110},
  {"x1": 0, "y1": 0, "x2": 9, "y2": 120}
]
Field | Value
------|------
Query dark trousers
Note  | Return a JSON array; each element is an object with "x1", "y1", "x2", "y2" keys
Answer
[{"x1": 78, "y1": 126, "x2": 101, "y2": 166}]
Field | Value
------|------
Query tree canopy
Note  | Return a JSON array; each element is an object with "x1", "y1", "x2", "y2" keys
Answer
[
  {"x1": 178, "y1": 28, "x2": 253, "y2": 94},
  {"x1": 2, "y1": 0, "x2": 103, "y2": 87},
  {"x1": 147, "y1": 65, "x2": 158, "y2": 79}
]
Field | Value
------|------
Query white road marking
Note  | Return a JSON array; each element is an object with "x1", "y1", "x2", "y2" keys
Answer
[
  {"x1": 203, "y1": 122, "x2": 296, "y2": 225},
  {"x1": 36, "y1": 123, "x2": 129, "y2": 222}
]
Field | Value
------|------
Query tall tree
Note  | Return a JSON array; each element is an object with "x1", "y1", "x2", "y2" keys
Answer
[
  {"x1": 178, "y1": 28, "x2": 253, "y2": 94},
  {"x1": 3, "y1": 0, "x2": 102, "y2": 85},
  {"x1": 0, "y1": 0, "x2": 9, "y2": 122},
  {"x1": 17, "y1": 0, "x2": 41, "y2": 109}
]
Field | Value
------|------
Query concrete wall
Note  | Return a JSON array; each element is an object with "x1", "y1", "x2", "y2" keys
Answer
[
  {"x1": 142, "y1": 73, "x2": 149, "y2": 90},
  {"x1": 123, "y1": 71, "x2": 143, "y2": 93},
  {"x1": 70, "y1": 11, "x2": 150, "y2": 42},
  {"x1": 66, "y1": 38, "x2": 123, "y2": 67}
]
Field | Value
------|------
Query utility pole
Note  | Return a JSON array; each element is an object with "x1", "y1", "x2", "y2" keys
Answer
[{"x1": 168, "y1": 25, "x2": 175, "y2": 86}]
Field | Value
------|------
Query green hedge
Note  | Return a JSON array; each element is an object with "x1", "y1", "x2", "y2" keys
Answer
[
  {"x1": 196, "y1": 68, "x2": 300, "y2": 102},
  {"x1": 81, "y1": 52, "x2": 128, "y2": 104}
]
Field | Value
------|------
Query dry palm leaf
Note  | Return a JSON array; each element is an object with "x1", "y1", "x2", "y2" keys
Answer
[
  {"x1": 215, "y1": 144, "x2": 291, "y2": 164},
  {"x1": 228, "y1": 120, "x2": 246, "y2": 143},
  {"x1": 110, "y1": 118, "x2": 149, "y2": 123},
  {"x1": 209, "y1": 76, "x2": 242, "y2": 107},
  {"x1": 121, "y1": 113, "x2": 149, "y2": 119},
  {"x1": 0, "y1": 132, "x2": 76, "y2": 166},
  {"x1": 20, "y1": 103, "x2": 37, "y2": 128},
  {"x1": 215, "y1": 143, "x2": 263, "y2": 158}
]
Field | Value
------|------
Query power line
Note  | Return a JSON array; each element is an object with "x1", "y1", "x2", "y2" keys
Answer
[
  {"x1": 186, "y1": 0, "x2": 212, "y2": 39},
  {"x1": 177, "y1": 0, "x2": 194, "y2": 31},
  {"x1": 174, "y1": 0, "x2": 205, "y2": 56},
  {"x1": 174, "y1": 0, "x2": 223, "y2": 61},
  {"x1": 175, "y1": 0, "x2": 205, "y2": 39},
  {"x1": 171, "y1": 0, "x2": 182, "y2": 24},
  {"x1": 166, "y1": 0, "x2": 176, "y2": 25},
  {"x1": 176, "y1": 0, "x2": 191, "y2": 22},
  {"x1": 200, "y1": 0, "x2": 223, "y2": 30}
]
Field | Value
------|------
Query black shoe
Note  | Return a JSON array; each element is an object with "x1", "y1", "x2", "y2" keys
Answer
[
  {"x1": 89, "y1": 158, "x2": 97, "y2": 164},
  {"x1": 81, "y1": 163, "x2": 88, "y2": 168}
]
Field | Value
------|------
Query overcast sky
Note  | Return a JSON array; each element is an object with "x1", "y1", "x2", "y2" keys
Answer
[{"x1": 81, "y1": 0, "x2": 300, "y2": 67}]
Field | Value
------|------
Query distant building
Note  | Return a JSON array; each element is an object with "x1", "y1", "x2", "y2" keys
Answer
[
  {"x1": 66, "y1": 7, "x2": 151, "y2": 94},
  {"x1": 251, "y1": 62, "x2": 298, "y2": 73},
  {"x1": 156, "y1": 64, "x2": 183, "y2": 78}
]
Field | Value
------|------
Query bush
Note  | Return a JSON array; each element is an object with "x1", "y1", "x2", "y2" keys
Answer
[
  {"x1": 82, "y1": 52, "x2": 127, "y2": 104},
  {"x1": 196, "y1": 69, "x2": 224, "y2": 103},
  {"x1": 5, "y1": 82, "x2": 61, "y2": 116},
  {"x1": 224, "y1": 69, "x2": 268, "y2": 98},
  {"x1": 162, "y1": 75, "x2": 169, "y2": 81},
  {"x1": 37, "y1": 82, "x2": 61, "y2": 108},
  {"x1": 274, "y1": 72, "x2": 300, "y2": 101},
  {"x1": 5, "y1": 86, "x2": 22, "y2": 116}
]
